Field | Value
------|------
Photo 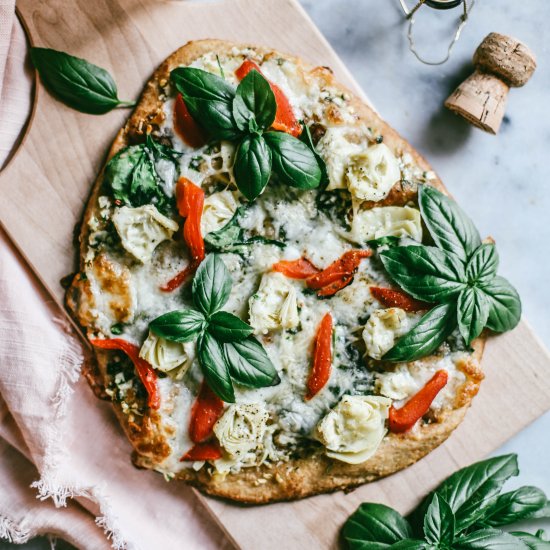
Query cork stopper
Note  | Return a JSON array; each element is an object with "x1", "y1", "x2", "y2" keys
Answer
[{"x1": 445, "y1": 33, "x2": 537, "y2": 134}]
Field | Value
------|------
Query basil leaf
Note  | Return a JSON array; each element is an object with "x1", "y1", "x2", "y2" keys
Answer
[
  {"x1": 223, "y1": 336, "x2": 280, "y2": 388},
  {"x1": 467, "y1": 244, "x2": 499, "y2": 286},
  {"x1": 192, "y1": 254, "x2": 232, "y2": 317},
  {"x1": 170, "y1": 67, "x2": 239, "y2": 140},
  {"x1": 299, "y1": 123, "x2": 329, "y2": 187},
  {"x1": 264, "y1": 131, "x2": 322, "y2": 190},
  {"x1": 454, "y1": 529, "x2": 529, "y2": 549},
  {"x1": 342, "y1": 503, "x2": 414, "y2": 549},
  {"x1": 30, "y1": 47, "x2": 134, "y2": 114},
  {"x1": 234, "y1": 134, "x2": 272, "y2": 201},
  {"x1": 458, "y1": 286, "x2": 490, "y2": 345},
  {"x1": 204, "y1": 207, "x2": 245, "y2": 251},
  {"x1": 380, "y1": 246, "x2": 466, "y2": 303},
  {"x1": 484, "y1": 487, "x2": 548, "y2": 526},
  {"x1": 390, "y1": 541, "x2": 431, "y2": 550},
  {"x1": 104, "y1": 144, "x2": 167, "y2": 209},
  {"x1": 511, "y1": 532, "x2": 550, "y2": 549},
  {"x1": 383, "y1": 302, "x2": 457, "y2": 362},
  {"x1": 367, "y1": 236, "x2": 401, "y2": 250},
  {"x1": 197, "y1": 331, "x2": 235, "y2": 402},
  {"x1": 149, "y1": 309, "x2": 206, "y2": 342},
  {"x1": 478, "y1": 276, "x2": 522, "y2": 333},
  {"x1": 423, "y1": 493, "x2": 455, "y2": 546},
  {"x1": 532, "y1": 502, "x2": 550, "y2": 519},
  {"x1": 233, "y1": 69, "x2": 276, "y2": 132},
  {"x1": 418, "y1": 454, "x2": 519, "y2": 534},
  {"x1": 419, "y1": 185, "x2": 481, "y2": 263},
  {"x1": 146, "y1": 134, "x2": 182, "y2": 165},
  {"x1": 208, "y1": 311, "x2": 254, "y2": 343}
]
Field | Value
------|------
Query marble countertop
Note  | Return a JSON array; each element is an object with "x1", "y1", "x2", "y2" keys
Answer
[{"x1": 3, "y1": 0, "x2": 549, "y2": 548}]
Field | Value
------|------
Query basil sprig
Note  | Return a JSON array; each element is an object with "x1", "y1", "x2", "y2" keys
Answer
[
  {"x1": 170, "y1": 66, "x2": 323, "y2": 201},
  {"x1": 149, "y1": 254, "x2": 280, "y2": 402},
  {"x1": 30, "y1": 48, "x2": 135, "y2": 114},
  {"x1": 380, "y1": 186, "x2": 521, "y2": 362},
  {"x1": 104, "y1": 135, "x2": 181, "y2": 211},
  {"x1": 343, "y1": 454, "x2": 550, "y2": 550}
]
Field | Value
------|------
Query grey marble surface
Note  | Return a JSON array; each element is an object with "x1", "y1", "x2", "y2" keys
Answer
[{"x1": 3, "y1": 0, "x2": 549, "y2": 548}]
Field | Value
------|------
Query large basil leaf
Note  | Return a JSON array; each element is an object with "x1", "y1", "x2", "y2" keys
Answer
[
  {"x1": 383, "y1": 302, "x2": 457, "y2": 362},
  {"x1": 484, "y1": 486, "x2": 548, "y2": 526},
  {"x1": 170, "y1": 67, "x2": 239, "y2": 140},
  {"x1": 342, "y1": 503, "x2": 414, "y2": 549},
  {"x1": 192, "y1": 254, "x2": 233, "y2": 317},
  {"x1": 233, "y1": 69, "x2": 276, "y2": 132},
  {"x1": 149, "y1": 309, "x2": 206, "y2": 342},
  {"x1": 197, "y1": 331, "x2": 235, "y2": 403},
  {"x1": 423, "y1": 493, "x2": 454, "y2": 546},
  {"x1": 511, "y1": 532, "x2": 550, "y2": 549},
  {"x1": 419, "y1": 185, "x2": 481, "y2": 263},
  {"x1": 223, "y1": 336, "x2": 280, "y2": 388},
  {"x1": 390, "y1": 541, "x2": 430, "y2": 550},
  {"x1": 104, "y1": 144, "x2": 167, "y2": 209},
  {"x1": 30, "y1": 48, "x2": 133, "y2": 114},
  {"x1": 208, "y1": 311, "x2": 254, "y2": 343},
  {"x1": 478, "y1": 276, "x2": 522, "y2": 333},
  {"x1": 234, "y1": 134, "x2": 272, "y2": 201},
  {"x1": 454, "y1": 529, "x2": 528, "y2": 549},
  {"x1": 380, "y1": 246, "x2": 466, "y2": 303},
  {"x1": 264, "y1": 131, "x2": 322, "y2": 190},
  {"x1": 457, "y1": 286, "x2": 490, "y2": 345},
  {"x1": 467, "y1": 244, "x2": 499, "y2": 286},
  {"x1": 412, "y1": 454, "x2": 519, "y2": 534},
  {"x1": 299, "y1": 123, "x2": 329, "y2": 187}
]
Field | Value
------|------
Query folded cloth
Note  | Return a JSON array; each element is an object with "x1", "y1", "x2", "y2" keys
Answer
[{"x1": 0, "y1": 5, "x2": 231, "y2": 549}]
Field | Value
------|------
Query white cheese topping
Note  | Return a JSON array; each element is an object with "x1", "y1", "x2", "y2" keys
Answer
[
  {"x1": 350, "y1": 205, "x2": 422, "y2": 244},
  {"x1": 315, "y1": 395, "x2": 391, "y2": 464},
  {"x1": 112, "y1": 205, "x2": 179, "y2": 263},
  {"x1": 249, "y1": 272, "x2": 300, "y2": 334}
]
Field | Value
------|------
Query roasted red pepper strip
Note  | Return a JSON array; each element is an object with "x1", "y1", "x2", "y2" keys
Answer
[
  {"x1": 89, "y1": 338, "x2": 160, "y2": 409},
  {"x1": 306, "y1": 313, "x2": 333, "y2": 400},
  {"x1": 306, "y1": 250, "x2": 372, "y2": 290},
  {"x1": 235, "y1": 59, "x2": 301, "y2": 137},
  {"x1": 272, "y1": 258, "x2": 320, "y2": 279},
  {"x1": 173, "y1": 93, "x2": 207, "y2": 148},
  {"x1": 370, "y1": 286, "x2": 432, "y2": 313},
  {"x1": 161, "y1": 178, "x2": 205, "y2": 292},
  {"x1": 189, "y1": 381, "x2": 225, "y2": 444},
  {"x1": 180, "y1": 441, "x2": 223, "y2": 462},
  {"x1": 389, "y1": 370, "x2": 449, "y2": 434},
  {"x1": 316, "y1": 274, "x2": 355, "y2": 298}
]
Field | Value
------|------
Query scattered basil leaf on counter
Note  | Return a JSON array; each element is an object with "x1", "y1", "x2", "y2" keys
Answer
[
  {"x1": 380, "y1": 186, "x2": 521, "y2": 361},
  {"x1": 149, "y1": 254, "x2": 280, "y2": 402},
  {"x1": 343, "y1": 454, "x2": 549, "y2": 550},
  {"x1": 30, "y1": 47, "x2": 135, "y2": 114},
  {"x1": 169, "y1": 66, "x2": 323, "y2": 202}
]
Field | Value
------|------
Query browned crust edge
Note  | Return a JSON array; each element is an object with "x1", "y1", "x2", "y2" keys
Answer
[{"x1": 65, "y1": 39, "x2": 486, "y2": 504}]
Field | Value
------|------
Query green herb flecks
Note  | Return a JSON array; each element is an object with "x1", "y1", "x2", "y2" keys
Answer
[
  {"x1": 379, "y1": 185, "x2": 521, "y2": 361},
  {"x1": 30, "y1": 48, "x2": 135, "y2": 114},
  {"x1": 343, "y1": 454, "x2": 550, "y2": 550},
  {"x1": 170, "y1": 66, "x2": 324, "y2": 201},
  {"x1": 149, "y1": 254, "x2": 280, "y2": 402}
]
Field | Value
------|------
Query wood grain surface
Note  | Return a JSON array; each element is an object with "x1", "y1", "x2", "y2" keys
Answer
[{"x1": 2, "y1": 1, "x2": 550, "y2": 548}]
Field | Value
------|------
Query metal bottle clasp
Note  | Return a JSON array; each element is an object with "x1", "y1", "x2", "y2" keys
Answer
[{"x1": 399, "y1": 0, "x2": 476, "y2": 65}]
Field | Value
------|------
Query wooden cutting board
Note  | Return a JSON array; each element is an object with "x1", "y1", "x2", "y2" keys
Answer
[{"x1": 3, "y1": 1, "x2": 550, "y2": 548}]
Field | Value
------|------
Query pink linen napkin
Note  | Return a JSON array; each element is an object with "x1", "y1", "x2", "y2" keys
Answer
[{"x1": 0, "y1": 5, "x2": 232, "y2": 549}]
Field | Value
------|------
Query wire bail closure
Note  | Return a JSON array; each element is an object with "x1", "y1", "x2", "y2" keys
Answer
[{"x1": 399, "y1": 0, "x2": 476, "y2": 65}]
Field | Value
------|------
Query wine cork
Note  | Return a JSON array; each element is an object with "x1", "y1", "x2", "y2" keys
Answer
[{"x1": 445, "y1": 33, "x2": 536, "y2": 134}]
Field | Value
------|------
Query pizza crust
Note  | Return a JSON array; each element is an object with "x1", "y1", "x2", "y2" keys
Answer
[{"x1": 66, "y1": 39, "x2": 486, "y2": 504}]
